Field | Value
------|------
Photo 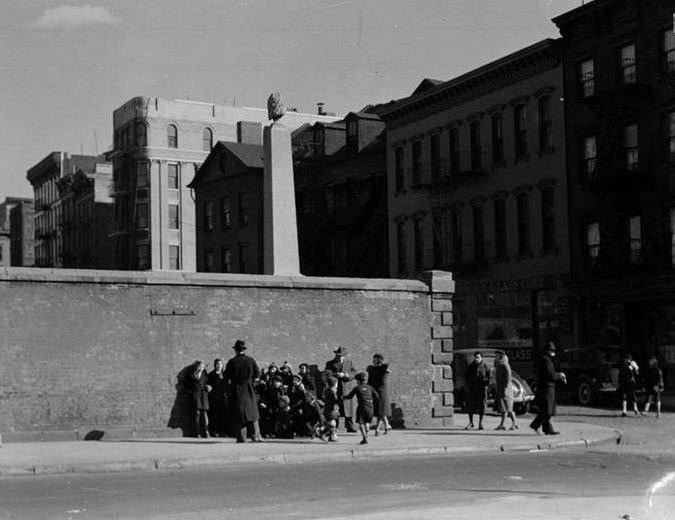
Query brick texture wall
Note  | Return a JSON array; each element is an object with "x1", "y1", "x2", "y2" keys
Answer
[{"x1": 0, "y1": 268, "x2": 451, "y2": 438}]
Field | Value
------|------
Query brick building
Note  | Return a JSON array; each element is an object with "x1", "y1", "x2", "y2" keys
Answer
[
  {"x1": 111, "y1": 96, "x2": 337, "y2": 272},
  {"x1": 9, "y1": 200, "x2": 34, "y2": 266},
  {"x1": 381, "y1": 39, "x2": 569, "y2": 377},
  {"x1": 553, "y1": 0, "x2": 675, "y2": 383},
  {"x1": 27, "y1": 153, "x2": 111, "y2": 268},
  {"x1": 0, "y1": 197, "x2": 32, "y2": 266}
]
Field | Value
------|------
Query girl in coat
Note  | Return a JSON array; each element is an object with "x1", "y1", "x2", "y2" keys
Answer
[
  {"x1": 366, "y1": 353, "x2": 391, "y2": 435},
  {"x1": 618, "y1": 354, "x2": 640, "y2": 417},
  {"x1": 642, "y1": 356, "x2": 664, "y2": 418},
  {"x1": 494, "y1": 352, "x2": 518, "y2": 430}
]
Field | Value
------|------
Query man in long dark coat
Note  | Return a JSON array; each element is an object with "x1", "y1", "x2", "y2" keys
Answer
[
  {"x1": 324, "y1": 346, "x2": 357, "y2": 432},
  {"x1": 224, "y1": 340, "x2": 263, "y2": 443},
  {"x1": 530, "y1": 342, "x2": 567, "y2": 435}
]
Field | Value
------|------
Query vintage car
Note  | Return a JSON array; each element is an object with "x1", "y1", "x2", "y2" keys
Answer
[
  {"x1": 452, "y1": 348, "x2": 535, "y2": 415},
  {"x1": 556, "y1": 346, "x2": 623, "y2": 405}
]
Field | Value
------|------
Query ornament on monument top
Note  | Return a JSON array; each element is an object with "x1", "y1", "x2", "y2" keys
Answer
[{"x1": 267, "y1": 92, "x2": 286, "y2": 121}]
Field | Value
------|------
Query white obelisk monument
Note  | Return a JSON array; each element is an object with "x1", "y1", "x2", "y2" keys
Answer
[{"x1": 263, "y1": 92, "x2": 301, "y2": 276}]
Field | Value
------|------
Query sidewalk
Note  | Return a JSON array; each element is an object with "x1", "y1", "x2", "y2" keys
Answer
[{"x1": 0, "y1": 415, "x2": 621, "y2": 478}]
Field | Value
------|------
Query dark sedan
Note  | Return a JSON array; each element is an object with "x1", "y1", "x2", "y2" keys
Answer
[{"x1": 556, "y1": 346, "x2": 623, "y2": 405}]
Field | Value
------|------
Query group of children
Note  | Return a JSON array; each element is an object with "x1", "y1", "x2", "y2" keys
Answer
[
  {"x1": 254, "y1": 361, "x2": 381, "y2": 445},
  {"x1": 618, "y1": 354, "x2": 665, "y2": 418}
]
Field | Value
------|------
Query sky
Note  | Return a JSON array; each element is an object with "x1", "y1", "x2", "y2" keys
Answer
[{"x1": 0, "y1": 0, "x2": 586, "y2": 200}]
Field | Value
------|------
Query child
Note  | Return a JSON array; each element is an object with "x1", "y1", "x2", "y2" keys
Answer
[
  {"x1": 321, "y1": 375, "x2": 340, "y2": 442},
  {"x1": 274, "y1": 395, "x2": 294, "y2": 439},
  {"x1": 262, "y1": 375, "x2": 286, "y2": 437},
  {"x1": 343, "y1": 372, "x2": 379, "y2": 445},
  {"x1": 618, "y1": 354, "x2": 640, "y2": 417},
  {"x1": 643, "y1": 356, "x2": 665, "y2": 418}
]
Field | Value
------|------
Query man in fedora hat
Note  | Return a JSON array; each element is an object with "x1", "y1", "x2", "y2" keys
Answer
[
  {"x1": 224, "y1": 340, "x2": 263, "y2": 442},
  {"x1": 530, "y1": 341, "x2": 566, "y2": 435},
  {"x1": 324, "y1": 346, "x2": 358, "y2": 432}
]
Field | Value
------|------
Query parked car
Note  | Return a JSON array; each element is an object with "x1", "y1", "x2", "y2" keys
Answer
[
  {"x1": 452, "y1": 348, "x2": 535, "y2": 415},
  {"x1": 556, "y1": 346, "x2": 623, "y2": 406}
]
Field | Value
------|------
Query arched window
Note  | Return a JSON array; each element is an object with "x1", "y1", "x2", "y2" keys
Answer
[
  {"x1": 202, "y1": 127, "x2": 213, "y2": 151},
  {"x1": 167, "y1": 124, "x2": 178, "y2": 148},
  {"x1": 135, "y1": 122, "x2": 147, "y2": 147}
]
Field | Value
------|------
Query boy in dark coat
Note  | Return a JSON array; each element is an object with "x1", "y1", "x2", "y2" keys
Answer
[
  {"x1": 185, "y1": 360, "x2": 212, "y2": 438},
  {"x1": 275, "y1": 395, "x2": 294, "y2": 439},
  {"x1": 618, "y1": 354, "x2": 640, "y2": 417},
  {"x1": 224, "y1": 340, "x2": 263, "y2": 443},
  {"x1": 343, "y1": 372, "x2": 380, "y2": 445},
  {"x1": 261, "y1": 375, "x2": 286, "y2": 437},
  {"x1": 529, "y1": 342, "x2": 566, "y2": 435}
]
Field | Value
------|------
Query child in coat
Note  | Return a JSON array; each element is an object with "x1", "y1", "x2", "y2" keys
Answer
[
  {"x1": 642, "y1": 356, "x2": 665, "y2": 418},
  {"x1": 343, "y1": 372, "x2": 380, "y2": 445},
  {"x1": 321, "y1": 375, "x2": 340, "y2": 442}
]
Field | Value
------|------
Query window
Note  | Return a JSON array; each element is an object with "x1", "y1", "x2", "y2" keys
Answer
[
  {"x1": 586, "y1": 221, "x2": 601, "y2": 267},
  {"x1": 136, "y1": 244, "x2": 149, "y2": 270},
  {"x1": 238, "y1": 243, "x2": 248, "y2": 273},
  {"x1": 136, "y1": 161, "x2": 149, "y2": 188},
  {"x1": 168, "y1": 164, "x2": 179, "y2": 189},
  {"x1": 491, "y1": 113, "x2": 504, "y2": 164},
  {"x1": 412, "y1": 141, "x2": 422, "y2": 186},
  {"x1": 202, "y1": 128, "x2": 213, "y2": 151},
  {"x1": 136, "y1": 203, "x2": 148, "y2": 229},
  {"x1": 516, "y1": 193, "x2": 530, "y2": 255},
  {"x1": 669, "y1": 209, "x2": 675, "y2": 265},
  {"x1": 579, "y1": 58, "x2": 595, "y2": 97},
  {"x1": 221, "y1": 197, "x2": 232, "y2": 229},
  {"x1": 430, "y1": 134, "x2": 441, "y2": 182},
  {"x1": 167, "y1": 124, "x2": 178, "y2": 148},
  {"x1": 665, "y1": 112, "x2": 675, "y2": 163},
  {"x1": 169, "y1": 204, "x2": 180, "y2": 230},
  {"x1": 238, "y1": 192, "x2": 249, "y2": 227},
  {"x1": 582, "y1": 135, "x2": 598, "y2": 181},
  {"x1": 221, "y1": 247, "x2": 232, "y2": 273},
  {"x1": 135, "y1": 122, "x2": 147, "y2": 147},
  {"x1": 414, "y1": 218, "x2": 424, "y2": 270},
  {"x1": 472, "y1": 205, "x2": 484, "y2": 262},
  {"x1": 494, "y1": 198, "x2": 507, "y2": 259},
  {"x1": 203, "y1": 201, "x2": 213, "y2": 231},
  {"x1": 452, "y1": 211, "x2": 463, "y2": 264},
  {"x1": 538, "y1": 96, "x2": 552, "y2": 151},
  {"x1": 394, "y1": 147, "x2": 405, "y2": 192},
  {"x1": 541, "y1": 187, "x2": 555, "y2": 251},
  {"x1": 449, "y1": 127, "x2": 460, "y2": 175},
  {"x1": 396, "y1": 221, "x2": 407, "y2": 273},
  {"x1": 204, "y1": 249, "x2": 215, "y2": 272},
  {"x1": 619, "y1": 44, "x2": 636, "y2": 85},
  {"x1": 628, "y1": 215, "x2": 641, "y2": 264},
  {"x1": 624, "y1": 123, "x2": 639, "y2": 172},
  {"x1": 661, "y1": 28, "x2": 675, "y2": 73},
  {"x1": 169, "y1": 245, "x2": 180, "y2": 270},
  {"x1": 432, "y1": 211, "x2": 444, "y2": 267},
  {"x1": 323, "y1": 183, "x2": 334, "y2": 215},
  {"x1": 470, "y1": 120, "x2": 482, "y2": 170},
  {"x1": 514, "y1": 105, "x2": 527, "y2": 158}
]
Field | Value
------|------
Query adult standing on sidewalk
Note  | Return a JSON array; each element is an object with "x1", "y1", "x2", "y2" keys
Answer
[
  {"x1": 207, "y1": 358, "x2": 228, "y2": 437},
  {"x1": 494, "y1": 351, "x2": 518, "y2": 431},
  {"x1": 325, "y1": 346, "x2": 357, "y2": 432},
  {"x1": 367, "y1": 353, "x2": 391, "y2": 435},
  {"x1": 530, "y1": 342, "x2": 566, "y2": 435},
  {"x1": 224, "y1": 340, "x2": 263, "y2": 443},
  {"x1": 464, "y1": 351, "x2": 490, "y2": 430}
]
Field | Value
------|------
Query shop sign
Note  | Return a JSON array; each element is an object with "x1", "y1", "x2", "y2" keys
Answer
[{"x1": 477, "y1": 275, "x2": 565, "y2": 294}]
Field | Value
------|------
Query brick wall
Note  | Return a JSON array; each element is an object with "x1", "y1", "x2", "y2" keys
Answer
[{"x1": 0, "y1": 268, "x2": 452, "y2": 438}]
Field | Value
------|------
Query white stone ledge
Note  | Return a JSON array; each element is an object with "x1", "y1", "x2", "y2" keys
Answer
[{"x1": 0, "y1": 267, "x2": 429, "y2": 293}]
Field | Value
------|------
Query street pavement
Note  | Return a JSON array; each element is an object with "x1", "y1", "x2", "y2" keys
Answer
[{"x1": 0, "y1": 413, "x2": 621, "y2": 478}]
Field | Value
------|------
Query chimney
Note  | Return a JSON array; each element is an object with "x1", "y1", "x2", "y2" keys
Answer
[{"x1": 317, "y1": 102, "x2": 326, "y2": 116}]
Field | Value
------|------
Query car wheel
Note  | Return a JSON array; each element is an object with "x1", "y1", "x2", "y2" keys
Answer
[
  {"x1": 514, "y1": 402, "x2": 530, "y2": 415},
  {"x1": 577, "y1": 381, "x2": 593, "y2": 406}
]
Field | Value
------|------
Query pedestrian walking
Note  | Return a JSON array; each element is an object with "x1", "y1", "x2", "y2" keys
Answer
[
  {"x1": 366, "y1": 353, "x2": 391, "y2": 435},
  {"x1": 619, "y1": 354, "x2": 640, "y2": 417},
  {"x1": 529, "y1": 342, "x2": 566, "y2": 435},
  {"x1": 642, "y1": 356, "x2": 665, "y2": 418},
  {"x1": 324, "y1": 346, "x2": 357, "y2": 432},
  {"x1": 207, "y1": 358, "x2": 228, "y2": 437},
  {"x1": 494, "y1": 351, "x2": 518, "y2": 431},
  {"x1": 464, "y1": 351, "x2": 490, "y2": 430},
  {"x1": 224, "y1": 340, "x2": 263, "y2": 443},
  {"x1": 343, "y1": 372, "x2": 379, "y2": 445}
]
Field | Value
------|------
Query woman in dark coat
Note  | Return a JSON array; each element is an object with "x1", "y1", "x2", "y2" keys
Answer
[
  {"x1": 224, "y1": 340, "x2": 263, "y2": 443},
  {"x1": 464, "y1": 351, "x2": 490, "y2": 430},
  {"x1": 366, "y1": 353, "x2": 391, "y2": 435},
  {"x1": 494, "y1": 352, "x2": 518, "y2": 430},
  {"x1": 529, "y1": 342, "x2": 566, "y2": 435}
]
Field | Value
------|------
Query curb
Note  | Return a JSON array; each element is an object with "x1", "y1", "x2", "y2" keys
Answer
[{"x1": 0, "y1": 430, "x2": 622, "y2": 478}]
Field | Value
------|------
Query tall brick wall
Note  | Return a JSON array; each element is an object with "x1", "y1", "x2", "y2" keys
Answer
[{"x1": 0, "y1": 268, "x2": 452, "y2": 438}]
